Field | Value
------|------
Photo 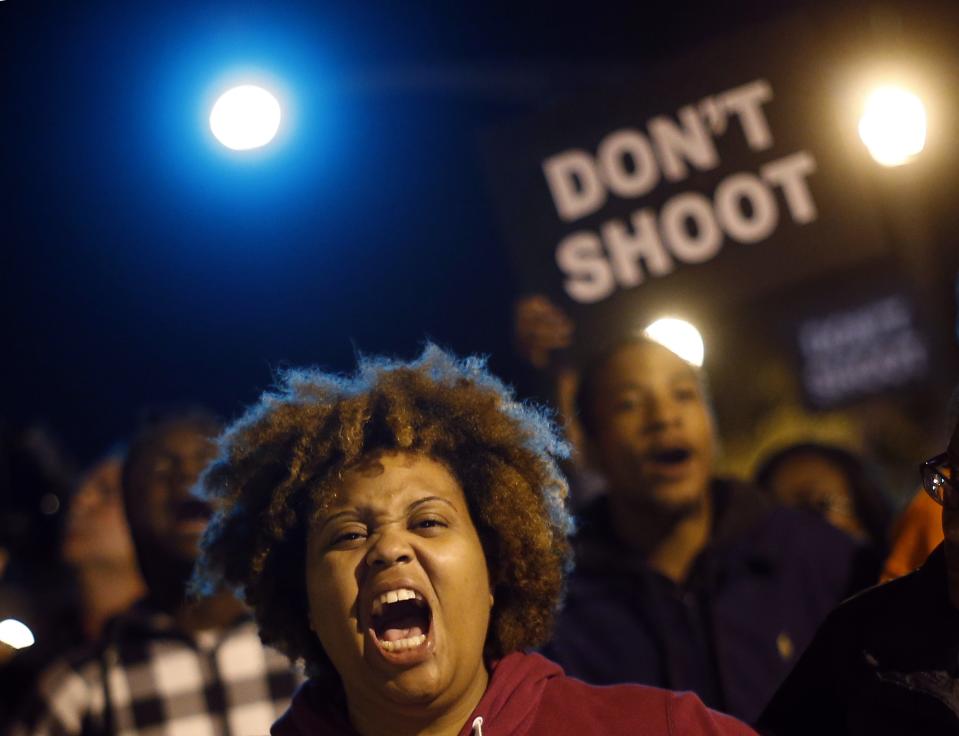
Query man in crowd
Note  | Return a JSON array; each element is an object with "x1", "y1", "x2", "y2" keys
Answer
[
  {"x1": 61, "y1": 450, "x2": 146, "y2": 642},
  {"x1": 516, "y1": 296, "x2": 864, "y2": 723},
  {"x1": 11, "y1": 411, "x2": 301, "y2": 735},
  {"x1": 758, "y1": 394, "x2": 959, "y2": 734},
  {"x1": 1, "y1": 451, "x2": 147, "y2": 730},
  {"x1": 0, "y1": 426, "x2": 78, "y2": 727}
]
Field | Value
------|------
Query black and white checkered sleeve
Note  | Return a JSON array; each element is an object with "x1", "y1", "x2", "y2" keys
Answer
[
  {"x1": 213, "y1": 625, "x2": 303, "y2": 735},
  {"x1": 8, "y1": 655, "x2": 105, "y2": 736}
]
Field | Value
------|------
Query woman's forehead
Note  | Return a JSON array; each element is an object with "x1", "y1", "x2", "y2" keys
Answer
[{"x1": 325, "y1": 452, "x2": 464, "y2": 510}]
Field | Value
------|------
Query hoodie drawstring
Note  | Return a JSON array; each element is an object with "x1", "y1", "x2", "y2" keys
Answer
[{"x1": 471, "y1": 716, "x2": 484, "y2": 735}]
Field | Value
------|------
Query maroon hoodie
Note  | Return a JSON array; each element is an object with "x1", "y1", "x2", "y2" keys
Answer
[{"x1": 272, "y1": 652, "x2": 756, "y2": 735}]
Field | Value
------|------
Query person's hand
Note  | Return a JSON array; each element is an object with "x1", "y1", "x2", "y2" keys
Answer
[{"x1": 513, "y1": 295, "x2": 574, "y2": 371}]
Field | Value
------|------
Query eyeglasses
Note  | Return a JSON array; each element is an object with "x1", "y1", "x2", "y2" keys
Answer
[{"x1": 920, "y1": 452, "x2": 958, "y2": 507}]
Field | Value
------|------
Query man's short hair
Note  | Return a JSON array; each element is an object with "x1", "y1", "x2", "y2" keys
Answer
[
  {"x1": 121, "y1": 408, "x2": 221, "y2": 509},
  {"x1": 574, "y1": 335, "x2": 711, "y2": 439}
]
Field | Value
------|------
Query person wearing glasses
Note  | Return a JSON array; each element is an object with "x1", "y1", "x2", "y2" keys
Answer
[{"x1": 757, "y1": 398, "x2": 959, "y2": 735}]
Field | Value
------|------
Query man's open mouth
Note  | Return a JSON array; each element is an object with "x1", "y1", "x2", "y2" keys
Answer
[
  {"x1": 369, "y1": 588, "x2": 432, "y2": 654},
  {"x1": 649, "y1": 447, "x2": 692, "y2": 465}
]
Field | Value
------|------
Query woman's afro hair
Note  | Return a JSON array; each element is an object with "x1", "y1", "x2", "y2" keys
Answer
[{"x1": 193, "y1": 344, "x2": 573, "y2": 677}]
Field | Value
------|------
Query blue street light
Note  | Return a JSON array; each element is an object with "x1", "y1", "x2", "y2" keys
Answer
[{"x1": 209, "y1": 84, "x2": 282, "y2": 151}]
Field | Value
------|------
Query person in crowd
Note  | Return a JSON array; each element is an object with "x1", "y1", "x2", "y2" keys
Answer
[
  {"x1": 61, "y1": 450, "x2": 145, "y2": 641},
  {"x1": 754, "y1": 442, "x2": 892, "y2": 550},
  {"x1": 757, "y1": 392, "x2": 959, "y2": 735},
  {"x1": 193, "y1": 346, "x2": 756, "y2": 736},
  {"x1": 881, "y1": 487, "x2": 942, "y2": 581},
  {"x1": 879, "y1": 276, "x2": 959, "y2": 583},
  {"x1": 515, "y1": 295, "x2": 863, "y2": 723},
  {"x1": 0, "y1": 426, "x2": 78, "y2": 728},
  {"x1": 754, "y1": 442, "x2": 891, "y2": 589},
  {"x1": 1, "y1": 451, "x2": 146, "y2": 730},
  {"x1": 11, "y1": 410, "x2": 301, "y2": 736}
]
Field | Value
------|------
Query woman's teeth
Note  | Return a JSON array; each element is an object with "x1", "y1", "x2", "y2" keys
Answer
[
  {"x1": 369, "y1": 587, "x2": 431, "y2": 652},
  {"x1": 371, "y1": 588, "x2": 423, "y2": 616},
  {"x1": 379, "y1": 634, "x2": 427, "y2": 652}
]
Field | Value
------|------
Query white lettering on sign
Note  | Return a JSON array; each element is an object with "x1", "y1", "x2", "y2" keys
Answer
[
  {"x1": 542, "y1": 150, "x2": 608, "y2": 222},
  {"x1": 555, "y1": 151, "x2": 818, "y2": 303},
  {"x1": 598, "y1": 129, "x2": 661, "y2": 200},
  {"x1": 798, "y1": 296, "x2": 928, "y2": 406},
  {"x1": 602, "y1": 209, "x2": 674, "y2": 288},
  {"x1": 660, "y1": 192, "x2": 723, "y2": 263},
  {"x1": 555, "y1": 232, "x2": 616, "y2": 304},
  {"x1": 541, "y1": 79, "x2": 775, "y2": 223},
  {"x1": 714, "y1": 173, "x2": 779, "y2": 243},
  {"x1": 715, "y1": 79, "x2": 775, "y2": 151},
  {"x1": 540, "y1": 79, "x2": 819, "y2": 303},
  {"x1": 761, "y1": 152, "x2": 817, "y2": 223},
  {"x1": 649, "y1": 105, "x2": 721, "y2": 182}
]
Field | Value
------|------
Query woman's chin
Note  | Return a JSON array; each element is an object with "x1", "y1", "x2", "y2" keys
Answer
[{"x1": 380, "y1": 664, "x2": 447, "y2": 705}]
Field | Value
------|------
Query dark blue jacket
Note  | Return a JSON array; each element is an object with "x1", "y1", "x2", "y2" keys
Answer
[
  {"x1": 758, "y1": 544, "x2": 959, "y2": 735},
  {"x1": 542, "y1": 479, "x2": 867, "y2": 724}
]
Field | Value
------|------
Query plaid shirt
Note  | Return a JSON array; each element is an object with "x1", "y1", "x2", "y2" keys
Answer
[{"x1": 10, "y1": 601, "x2": 303, "y2": 736}]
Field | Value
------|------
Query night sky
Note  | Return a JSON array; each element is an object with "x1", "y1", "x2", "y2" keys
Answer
[{"x1": 3, "y1": 0, "x2": 954, "y2": 464}]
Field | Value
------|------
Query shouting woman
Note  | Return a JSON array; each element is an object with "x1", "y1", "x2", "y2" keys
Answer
[{"x1": 194, "y1": 346, "x2": 755, "y2": 736}]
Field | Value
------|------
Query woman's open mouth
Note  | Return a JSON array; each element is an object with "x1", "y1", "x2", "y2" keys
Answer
[{"x1": 368, "y1": 587, "x2": 433, "y2": 661}]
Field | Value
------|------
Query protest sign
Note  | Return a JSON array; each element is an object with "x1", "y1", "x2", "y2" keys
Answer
[{"x1": 485, "y1": 16, "x2": 891, "y2": 353}]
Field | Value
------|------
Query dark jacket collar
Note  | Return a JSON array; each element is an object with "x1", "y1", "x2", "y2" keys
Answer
[
  {"x1": 912, "y1": 542, "x2": 951, "y2": 611},
  {"x1": 919, "y1": 542, "x2": 945, "y2": 577},
  {"x1": 573, "y1": 478, "x2": 779, "y2": 580}
]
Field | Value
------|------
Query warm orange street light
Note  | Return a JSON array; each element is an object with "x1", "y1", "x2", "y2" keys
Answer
[
  {"x1": 642, "y1": 317, "x2": 705, "y2": 367},
  {"x1": 858, "y1": 86, "x2": 927, "y2": 167}
]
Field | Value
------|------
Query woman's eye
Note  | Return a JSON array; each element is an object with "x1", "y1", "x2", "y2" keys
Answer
[
  {"x1": 413, "y1": 518, "x2": 447, "y2": 531},
  {"x1": 330, "y1": 530, "x2": 366, "y2": 546}
]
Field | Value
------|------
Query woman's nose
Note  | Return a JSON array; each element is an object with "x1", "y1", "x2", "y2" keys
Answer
[{"x1": 365, "y1": 527, "x2": 413, "y2": 568}]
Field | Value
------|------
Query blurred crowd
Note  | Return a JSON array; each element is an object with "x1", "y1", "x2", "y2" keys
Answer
[{"x1": 0, "y1": 293, "x2": 955, "y2": 736}]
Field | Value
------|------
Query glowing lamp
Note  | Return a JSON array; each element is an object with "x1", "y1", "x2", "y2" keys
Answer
[
  {"x1": 209, "y1": 85, "x2": 282, "y2": 151},
  {"x1": 858, "y1": 86, "x2": 927, "y2": 167},
  {"x1": 642, "y1": 318, "x2": 705, "y2": 367},
  {"x1": 0, "y1": 618, "x2": 35, "y2": 650}
]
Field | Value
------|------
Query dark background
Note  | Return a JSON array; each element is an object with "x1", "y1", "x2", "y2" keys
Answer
[{"x1": 3, "y1": 0, "x2": 958, "y2": 474}]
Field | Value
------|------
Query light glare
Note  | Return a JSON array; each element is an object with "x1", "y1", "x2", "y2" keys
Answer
[
  {"x1": 0, "y1": 619, "x2": 35, "y2": 650},
  {"x1": 858, "y1": 86, "x2": 927, "y2": 167},
  {"x1": 642, "y1": 318, "x2": 705, "y2": 367},
  {"x1": 209, "y1": 85, "x2": 282, "y2": 151}
]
